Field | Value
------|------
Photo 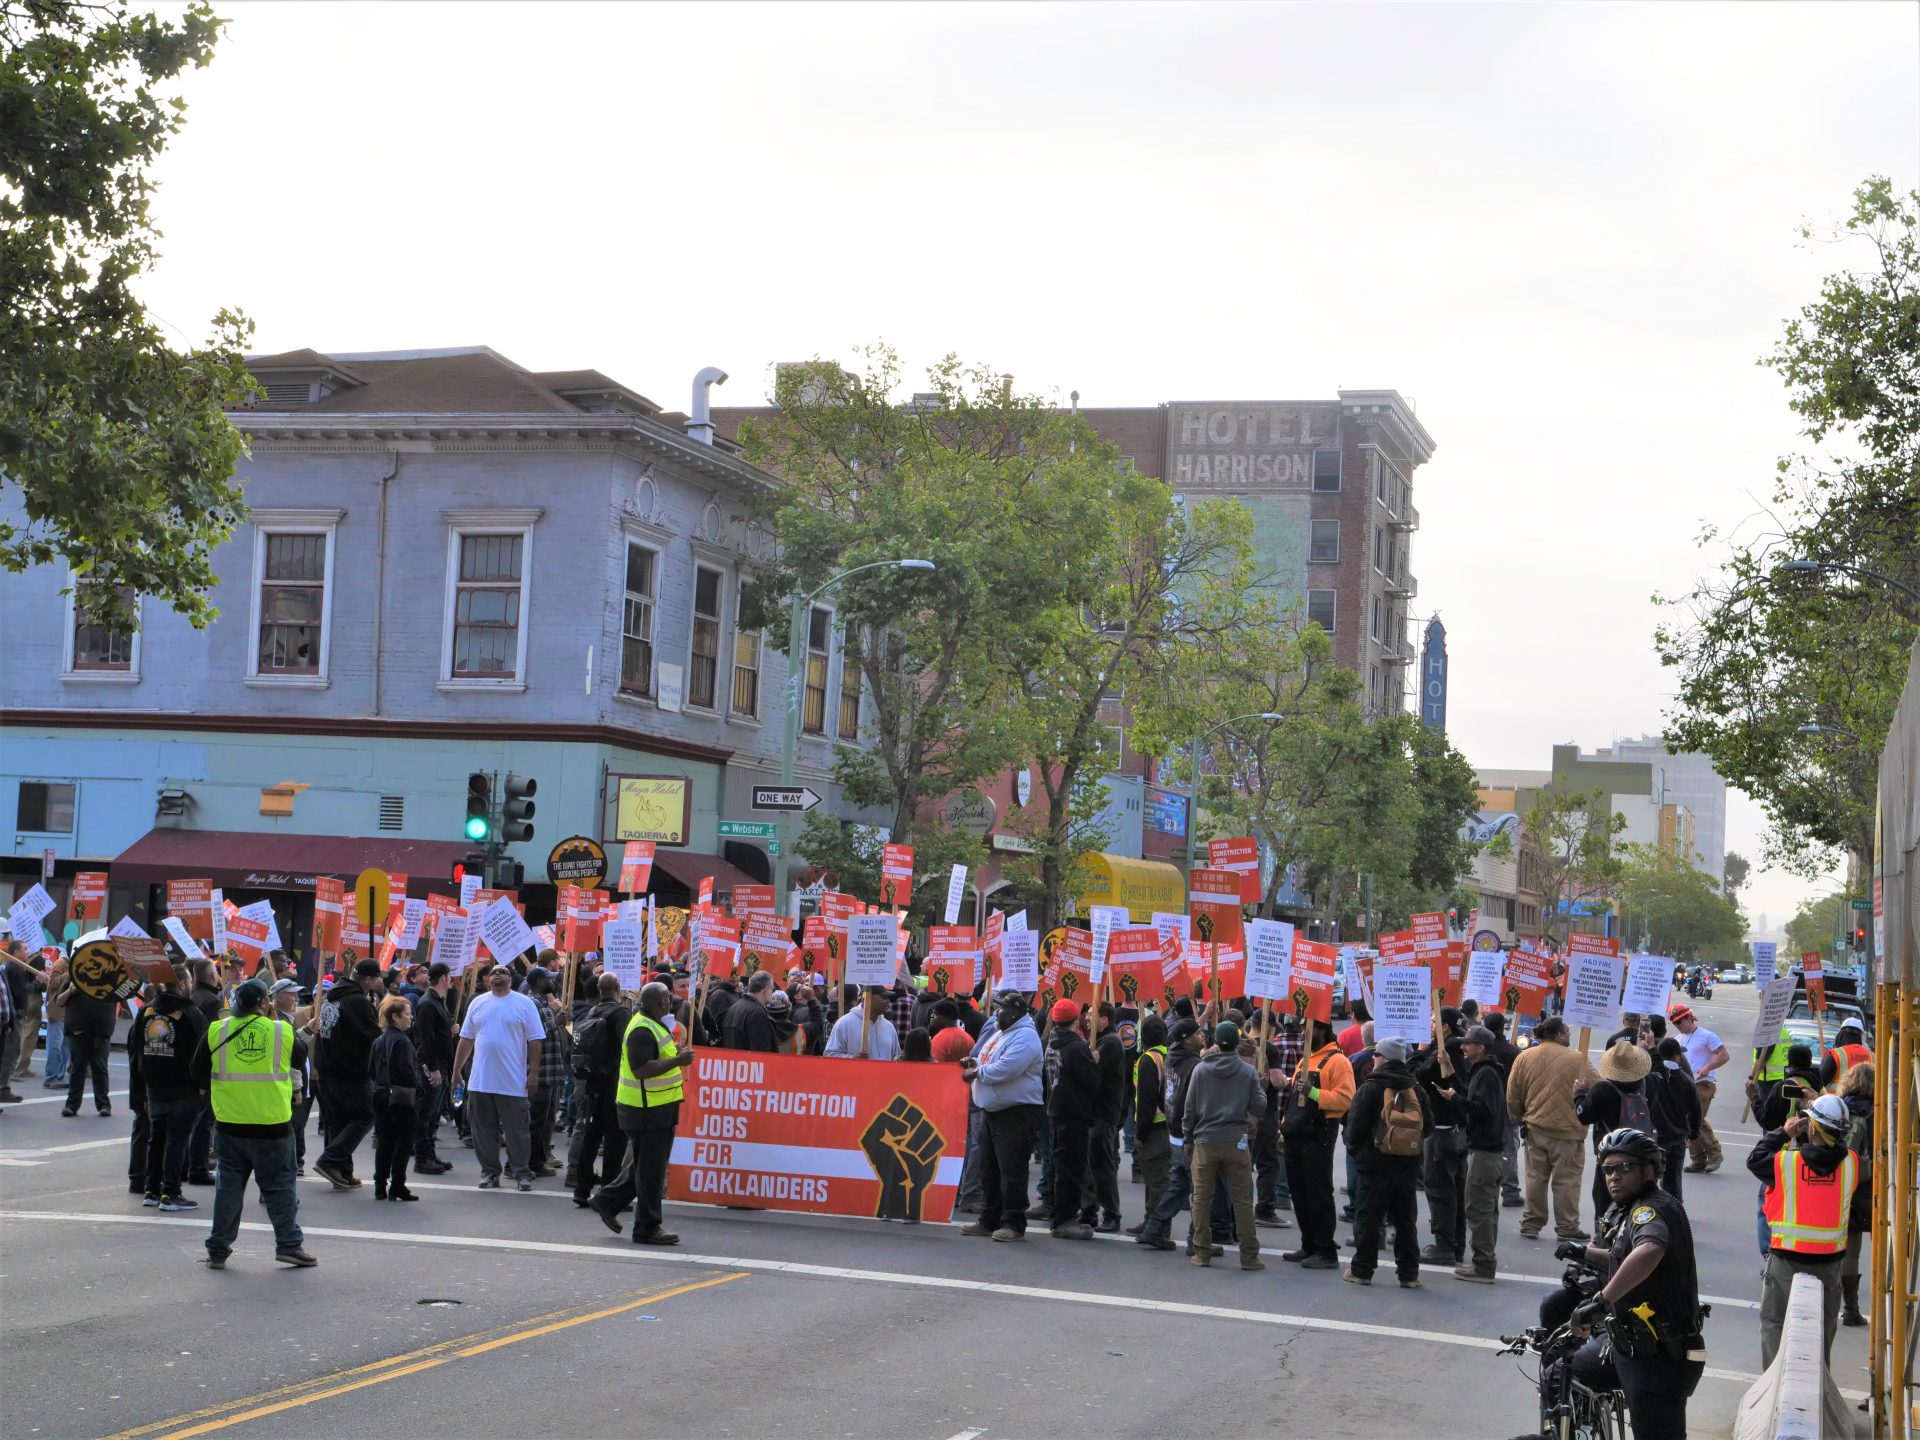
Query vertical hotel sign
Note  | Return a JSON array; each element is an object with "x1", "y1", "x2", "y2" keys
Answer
[{"x1": 1420, "y1": 616, "x2": 1448, "y2": 732}]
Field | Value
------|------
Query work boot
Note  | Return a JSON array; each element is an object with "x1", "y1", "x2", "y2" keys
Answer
[
  {"x1": 1051, "y1": 1220, "x2": 1094, "y2": 1241},
  {"x1": 1841, "y1": 1276, "x2": 1866, "y2": 1327},
  {"x1": 1418, "y1": 1244, "x2": 1457, "y2": 1266}
]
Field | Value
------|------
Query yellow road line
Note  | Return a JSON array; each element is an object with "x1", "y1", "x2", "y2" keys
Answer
[{"x1": 113, "y1": 1272, "x2": 745, "y2": 1440}]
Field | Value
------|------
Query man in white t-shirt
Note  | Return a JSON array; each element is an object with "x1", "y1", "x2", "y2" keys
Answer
[
  {"x1": 1670, "y1": 1003, "x2": 1729, "y2": 1173},
  {"x1": 453, "y1": 966, "x2": 545, "y2": 1191}
]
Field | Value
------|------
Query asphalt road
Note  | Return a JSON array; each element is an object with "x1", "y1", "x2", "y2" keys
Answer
[{"x1": 0, "y1": 986, "x2": 1871, "y2": 1440}]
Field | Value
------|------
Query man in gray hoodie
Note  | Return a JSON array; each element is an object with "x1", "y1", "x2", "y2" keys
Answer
[
  {"x1": 959, "y1": 991, "x2": 1046, "y2": 1243},
  {"x1": 1184, "y1": 1020, "x2": 1266, "y2": 1271}
]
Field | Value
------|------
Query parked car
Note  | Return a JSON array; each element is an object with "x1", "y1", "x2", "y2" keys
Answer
[
  {"x1": 1715, "y1": 965, "x2": 1752, "y2": 984},
  {"x1": 1777, "y1": 996, "x2": 1872, "y2": 1055}
]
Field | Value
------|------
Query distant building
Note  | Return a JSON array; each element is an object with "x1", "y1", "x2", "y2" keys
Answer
[{"x1": 1588, "y1": 736, "x2": 1728, "y2": 886}]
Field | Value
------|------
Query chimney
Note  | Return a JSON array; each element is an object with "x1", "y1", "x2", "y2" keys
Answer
[{"x1": 685, "y1": 366, "x2": 729, "y2": 445}]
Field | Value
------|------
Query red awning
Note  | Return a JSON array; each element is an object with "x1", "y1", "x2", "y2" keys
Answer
[
  {"x1": 111, "y1": 828, "x2": 477, "y2": 895},
  {"x1": 649, "y1": 848, "x2": 764, "y2": 899}
]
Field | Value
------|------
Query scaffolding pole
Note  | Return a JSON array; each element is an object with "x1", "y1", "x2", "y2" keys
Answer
[{"x1": 1872, "y1": 978, "x2": 1919, "y2": 1438}]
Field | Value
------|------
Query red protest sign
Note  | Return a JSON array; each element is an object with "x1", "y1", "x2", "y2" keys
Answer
[
  {"x1": 1411, "y1": 911, "x2": 1447, "y2": 943},
  {"x1": 742, "y1": 913, "x2": 793, "y2": 976},
  {"x1": 1501, "y1": 947, "x2": 1554, "y2": 1018},
  {"x1": 697, "y1": 914, "x2": 742, "y2": 980},
  {"x1": 1207, "y1": 836, "x2": 1262, "y2": 905},
  {"x1": 1566, "y1": 932, "x2": 1619, "y2": 957},
  {"x1": 112, "y1": 934, "x2": 176, "y2": 984},
  {"x1": 798, "y1": 916, "x2": 830, "y2": 979},
  {"x1": 1187, "y1": 868, "x2": 1244, "y2": 948},
  {"x1": 619, "y1": 841, "x2": 656, "y2": 895},
  {"x1": 696, "y1": 875, "x2": 715, "y2": 914},
  {"x1": 734, "y1": 883, "x2": 777, "y2": 916},
  {"x1": 1187, "y1": 941, "x2": 1245, "y2": 1007},
  {"x1": 1106, "y1": 926, "x2": 1162, "y2": 1009},
  {"x1": 70, "y1": 871, "x2": 109, "y2": 925},
  {"x1": 880, "y1": 844, "x2": 914, "y2": 909},
  {"x1": 1049, "y1": 927, "x2": 1096, "y2": 1008},
  {"x1": 313, "y1": 876, "x2": 345, "y2": 955},
  {"x1": 1286, "y1": 937, "x2": 1337, "y2": 1023},
  {"x1": 166, "y1": 879, "x2": 215, "y2": 943},
  {"x1": 925, "y1": 926, "x2": 980, "y2": 995},
  {"x1": 1801, "y1": 951, "x2": 1826, "y2": 1010}
]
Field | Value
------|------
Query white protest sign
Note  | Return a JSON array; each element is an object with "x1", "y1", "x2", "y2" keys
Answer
[
  {"x1": 161, "y1": 916, "x2": 206, "y2": 962},
  {"x1": 844, "y1": 913, "x2": 900, "y2": 987},
  {"x1": 460, "y1": 872, "x2": 483, "y2": 910},
  {"x1": 944, "y1": 864, "x2": 968, "y2": 926},
  {"x1": 645, "y1": 896, "x2": 659, "y2": 959},
  {"x1": 601, "y1": 920, "x2": 645, "y2": 990},
  {"x1": 109, "y1": 915, "x2": 150, "y2": 940},
  {"x1": 391, "y1": 897, "x2": 428, "y2": 951},
  {"x1": 1373, "y1": 965, "x2": 1434, "y2": 1044},
  {"x1": 1621, "y1": 954, "x2": 1675, "y2": 1018},
  {"x1": 9, "y1": 882, "x2": 54, "y2": 946},
  {"x1": 431, "y1": 913, "x2": 473, "y2": 975},
  {"x1": 1006, "y1": 910, "x2": 1028, "y2": 933},
  {"x1": 1243, "y1": 918, "x2": 1296, "y2": 1002},
  {"x1": 617, "y1": 898, "x2": 646, "y2": 924},
  {"x1": 210, "y1": 888, "x2": 229, "y2": 957},
  {"x1": 997, "y1": 929, "x2": 1040, "y2": 991},
  {"x1": 1753, "y1": 972, "x2": 1799, "y2": 1050},
  {"x1": 1560, "y1": 951, "x2": 1625, "y2": 1031},
  {"x1": 1340, "y1": 946, "x2": 1372, "y2": 1012},
  {"x1": 236, "y1": 899, "x2": 282, "y2": 953},
  {"x1": 1461, "y1": 950, "x2": 1505, "y2": 1010},
  {"x1": 1151, "y1": 911, "x2": 1190, "y2": 946},
  {"x1": 1752, "y1": 940, "x2": 1778, "y2": 987},
  {"x1": 477, "y1": 896, "x2": 538, "y2": 965},
  {"x1": 1088, "y1": 904, "x2": 1129, "y2": 983}
]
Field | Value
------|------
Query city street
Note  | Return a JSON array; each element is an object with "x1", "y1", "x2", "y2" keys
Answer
[{"x1": 0, "y1": 984, "x2": 1868, "y2": 1439}]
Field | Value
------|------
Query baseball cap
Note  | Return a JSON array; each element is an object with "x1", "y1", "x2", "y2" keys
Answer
[
  {"x1": 1464, "y1": 1025, "x2": 1497, "y2": 1047},
  {"x1": 1167, "y1": 1018, "x2": 1200, "y2": 1046},
  {"x1": 1214, "y1": 1020, "x2": 1240, "y2": 1049},
  {"x1": 352, "y1": 958, "x2": 382, "y2": 978},
  {"x1": 1375, "y1": 1036, "x2": 1412, "y2": 1064},
  {"x1": 268, "y1": 978, "x2": 300, "y2": 997}
]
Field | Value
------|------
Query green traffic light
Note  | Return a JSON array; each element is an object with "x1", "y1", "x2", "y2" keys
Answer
[{"x1": 465, "y1": 814, "x2": 490, "y2": 841}]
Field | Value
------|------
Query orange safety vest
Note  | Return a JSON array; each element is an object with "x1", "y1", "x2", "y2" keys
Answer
[
  {"x1": 1825, "y1": 1043, "x2": 1873, "y2": 1083},
  {"x1": 1762, "y1": 1148, "x2": 1858, "y2": 1256}
]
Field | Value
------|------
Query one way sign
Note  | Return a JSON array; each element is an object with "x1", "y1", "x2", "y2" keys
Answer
[{"x1": 752, "y1": 786, "x2": 822, "y2": 813}]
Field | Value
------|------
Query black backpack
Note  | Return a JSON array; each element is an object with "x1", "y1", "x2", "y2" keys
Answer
[
  {"x1": 571, "y1": 1007, "x2": 623, "y2": 1079},
  {"x1": 1616, "y1": 1082, "x2": 1653, "y2": 1137}
]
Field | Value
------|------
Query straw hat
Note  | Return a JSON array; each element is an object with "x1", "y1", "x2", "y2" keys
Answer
[{"x1": 1598, "y1": 1040, "x2": 1651, "y2": 1083}]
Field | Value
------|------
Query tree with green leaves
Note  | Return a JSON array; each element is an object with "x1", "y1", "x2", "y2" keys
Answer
[
  {"x1": 1610, "y1": 844, "x2": 1747, "y2": 963},
  {"x1": 1722, "y1": 850, "x2": 1750, "y2": 904},
  {"x1": 1654, "y1": 178, "x2": 1918, "y2": 876},
  {"x1": 1783, "y1": 889, "x2": 1851, "y2": 962},
  {"x1": 2, "y1": 0, "x2": 257, "y2": 628},
  {"x1": 1522, "y1": 785, "x2": 1626, "y2": 950}
]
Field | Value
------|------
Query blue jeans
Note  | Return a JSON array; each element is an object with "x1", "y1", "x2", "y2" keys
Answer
[
  {"x1": 206, "y1": 1131, "x2": 304, "y2": 1260},
  {"x1": 41, "y1": 1019, "x2": 67, "y2": 1084}
]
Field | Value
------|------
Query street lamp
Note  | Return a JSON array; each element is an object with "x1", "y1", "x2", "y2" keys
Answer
[
  {"x1": 1182, "y1": 711, "x2": 1285, "y2": 880},
  {"x1": 775, "y1": 559, "x2": 936, "y2": 911},
  {"x1": 1777, "y1": 557, "x2": 1920, "y2": 609}
]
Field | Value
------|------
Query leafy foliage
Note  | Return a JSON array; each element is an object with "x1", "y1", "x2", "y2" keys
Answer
[
  {"x1": 1783, "y1": 889, "x2": 1852, "y2": 962},
  {"x1": 1610, "y1": 844, "x2": 1747, "y2": 963},
  {"x1": 1, "y1": 0, "x2": 257, "y2": 626},
  {"x1": 1521, "y1": 785, "x2": 1626, "y2": 949}
]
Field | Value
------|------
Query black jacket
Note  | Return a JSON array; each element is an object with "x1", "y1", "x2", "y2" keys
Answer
[
  {"x1": 1092, "y1": 1030, "x2": 1128, "y2": 1127},
  {"x1": 1753, "y1": 1067, "x2": 1822, "y2": 1130},
  {"x1": 371, "y1": 1027, "x2": 424, "y2": 1094},
  {"x1": 316, "y1": 985, "x2": 379, "y2": 1083},
  {"x1": 576, "y1": 999, "x2": 633, "y2": 1080},
  {"x1": 1046, "y1": 1028, "x2": 1100, "y2": 1124},
  {"x1": 1413, "y1": 1038, "x2": 1467, "y2": 1126},
  {"x1": 1164, "y1": 1046, "x2": 1201, "y2": 1140},
  {"x1": 1644, "y1": 1060, "x2": 1702, "y2": 1145},
  {"x1": 411, "y1": 989, "x2": 455, "y2": 1074},
  {"x1": 1747, "y1": 1128, "x2": 1871, "y2": 1252},
  {"x1": 1343, "y1": 1059, "x2": 1431, "y2": 1161},
  {"x1": 721, "y1": 997, "x2": 779, "y2": 1053},
  {"x1": 1464, "y1": 1056, "x2": 1509, "y2": 1151},
  {"x1": 130, "y1": 992, "x2": 209, "y2": 1104}
]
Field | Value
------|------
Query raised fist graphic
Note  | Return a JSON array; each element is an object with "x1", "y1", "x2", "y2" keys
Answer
[
  {"x1": 929, "y1": 965, "x2": 952, "y2": 995},
  {"x1": 860, "y1": 1094, "x2": 946, "y2": 1222},
  {"x1": 1059, "y1": 971, "x2": 1080, "y2": 1001},
  {"x1": 1291, "y1": 984, "x2": 1310, "y2": 1018},
  {"x1": 1504, "y1": 984, "x2": 1521, "y2": 1014},
  {"x1": 1194, "y1": 912, "x2": 1216, "y2": 943},
  {"x1": 1116, "y1": 972, "x2": 1139, "y2": 1006}
]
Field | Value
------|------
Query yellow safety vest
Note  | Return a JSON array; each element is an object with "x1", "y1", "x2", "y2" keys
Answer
[
  {"x1": 207, "y1": 1014, "x2": 294, "y2": 1126},
  {"x1": 616, "y1": 1012, "x2": 684, "y2": 1111}
]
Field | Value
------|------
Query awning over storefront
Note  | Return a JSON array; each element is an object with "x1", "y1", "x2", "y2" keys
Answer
[
  {"x1": 1074, "y1": 853, "x2": 1186, "y2": 923},
  {"x1": 112, "y1": 828, "x2": 477, "y2": 894},
  {"x1": 649, "y1": 848, "x2": 765, "y2": 901}
]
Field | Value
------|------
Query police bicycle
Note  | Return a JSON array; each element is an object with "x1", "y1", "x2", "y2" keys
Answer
[{"x1": 1497, "y1": 1258, "x2": 1630, "y2": 1440}]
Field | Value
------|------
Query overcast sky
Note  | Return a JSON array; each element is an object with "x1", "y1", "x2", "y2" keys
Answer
[{"x1": 136, "y1": 1, "x2": 1917, "y2": 930}]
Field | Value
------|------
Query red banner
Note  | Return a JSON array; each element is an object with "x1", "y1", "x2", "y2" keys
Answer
[
  {"x1": 1048, "y1": 927, "x2": 1097, "y2": 1009},
  {"x1": 1502, "y1": 947, "x2": 1555, "y2": 1019},
  {"x1": 166, "y1": 878, "x2": 215, "y2": 943},
  {"x1": 1566, "y1": 932, "x2": 1619, "y2": 957},
  {"x1": 880, "y1": 844, "x2": 914, "y2": 909},
  {"x1": 1411, "y1": 911, "x2": 1447, "y2": 943},
  {"x1": 1286, "y1": 937, "x2": 1337, "y2": 1023},
  {"x1": 1207, "y1": 836, "x2": 1262, "y2": 905},
  {"x1": 619, "y1": 841, "x2": 656, "y2": 895},
  {"x1": 798, "y1": 916, "x2": 830, "y2": 981},
  {"x1": 697, "y1": 914, "x2": 741, "y2": 981},
  {"x1": 670, "y1": 1050, "x2": 970, "y2": 1222},
  {"x1": 1188, "y1": 867, "x2": 1244, "y2": 948},
  {"x1": 70, "y1": 871, "x2": 109, "y2": 925}
]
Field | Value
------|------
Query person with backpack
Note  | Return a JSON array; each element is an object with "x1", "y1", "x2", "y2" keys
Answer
[
  {"x1": 1575, "y1": 1041, "x2": 1655, "y2": 1221},
  {"x1": 1646, "y1": 1036, "x2": 1703, "y2": 1201},
  {"x1": 1342, "y1": 1035, "x2": 1429, "y2": 1288},
  {"x1": 131, "y1": 963, "x2": 211, "y2": 1212},
  {"x1": 569, "y1": 973, "x2": 633, "y2": 1207}
]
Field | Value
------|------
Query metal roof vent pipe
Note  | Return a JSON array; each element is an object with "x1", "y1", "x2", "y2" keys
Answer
[{"x1": 686, "y1": 366, "x2": 729, "y2": 444}]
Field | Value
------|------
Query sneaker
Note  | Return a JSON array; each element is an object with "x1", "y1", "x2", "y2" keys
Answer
[
  {"x1": 990, "y1": 1227, "x2": 1025, "y2": 1242},
  {"x1": 142, "y1": 1193, "x2": 161, "y2": 1207},
  {"x1": 1399, "y1": 1276, "x2": 1422, "y2": 1289},
  {"x1": 517, "y1": 1177, "x2": 533, "y2": 1193},
  {"x1": 204, "y1": 1255, "x2": 227, "y2": 1270},
  {"x1": 588, "y1": 1194, "x2": 623, "y2": 1234},
  {"x1": 313, "y1": 1161, "x2": 353, "y2": 1192},
  {"x1": 1338, "y1": 1207, "x2": 1355, "y2": 1223},
  {"x1": 186, "y1": 1172, "x2": 216, "y2": 1186},
  {"x1": 1703, "y1": 1159, "x2": 1722, "y2": 1173},
  {"x1": 59, "y1": 1106, "x2": 77, "y2": 1118},
  {"x1": 415, "y1": 1159, "x2": 452, "y2": 1175},
  {"x1": 1502, "y1": 1195, "x2": 1524, "y2": 1208},
  {"x1": 1520, "y1": 1229, "x2": 1542, "y2": 1241},
  {"x1": 1342, "y1": 1267, "x2": 1372, "y2": 1285},
  {"x1": 1558, "y1": 1229, "x2": 1591, "y2": 1244},
  {"x1": 959, "y1": 1221, "x2": 995, "y2": 1238},
  {"x1": 42, "y1": 1077, "x2": 67, "y2": 1089},
  {"x1": 1299, "y1": 1254, "x2": 1339, "y2": 1270},
  {"x1": 1281, "y1": 1248, "x2": 1310, "y2": 1263},
  {"x1": 1124, "y1": 1223, "x2": 1145, "y2": 1237},
  {"x1": 0, "y1": 1090, "x2": 22, "y2": 1104},
  {"x1": 274, "y1": 1249, "x2": 319, "y2": 1268},
  {"x1": 1135, "y1": 1234, "x2": 1176, "y2": 1251},
  {"x1": 1240, "y1": 1256, "x2": 1266, "y2": 1272},
  {"x1": 1189, "y1": 1252, "x2": 1211, "y2": 1268},
  {"x1": 1092, "y1": 1216, "x2": 1121, "y2": 1235},
  {"x1": 1025, "y1": 1203, "x2": 1053, "y2": 1222},
  {"x1": 1417, "y1": 1245, "x2": 1458, "y2": 1266},
  {"x1": 97, "y1": 1105, "x2": 112, "y2": 1117},
  {"x1": 1452, "y1": 1265, "x2": 1496, "y2": 1284},
  {"x1": 477, "y1": 1175, "x2": 501, "y2": 1189},
  {"x1": 158, "y1": 1196, "x2": 199, "y2": 1212},
  {"x1": 1051, "y1": 1221, "x2": 1094, "y2": 1241}
]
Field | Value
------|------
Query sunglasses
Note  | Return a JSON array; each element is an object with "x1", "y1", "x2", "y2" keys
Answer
[{"x1": 1598, "y1": 1161, "x2": 1641, "y2": 1177}]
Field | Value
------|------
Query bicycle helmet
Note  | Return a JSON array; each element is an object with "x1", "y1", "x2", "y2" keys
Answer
[{"x1": 1595, "y1": 1127, "x2": 1664, "y2": 1169}]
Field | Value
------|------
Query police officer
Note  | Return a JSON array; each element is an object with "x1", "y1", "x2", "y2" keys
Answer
[
  {"x1": 1559, "y1": 1127, "x2": 1705, "y2": 1440},
  {"x1": 189, "y1": 978, "x2": 316, "y2": 1270},
  {"x1": 587, "y1": 981, "x2": 693, "y2": 1245}
]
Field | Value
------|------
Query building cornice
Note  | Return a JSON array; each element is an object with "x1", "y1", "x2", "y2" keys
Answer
[{"x1": 0, "y1": 708, "x2": 736, "y2": 766}]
